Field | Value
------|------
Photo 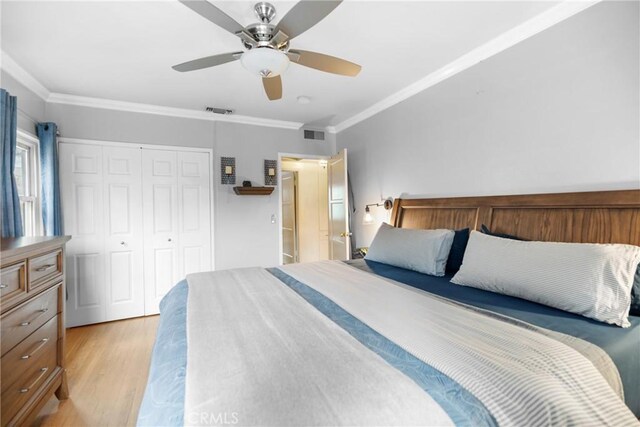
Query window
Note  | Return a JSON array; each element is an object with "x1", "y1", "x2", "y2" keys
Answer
[{"x1": 15, "y1": 131, "x2": 42, "y2": 236}]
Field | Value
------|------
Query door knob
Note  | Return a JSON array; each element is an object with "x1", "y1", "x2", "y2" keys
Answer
[
  {"x1": 120, "y1": 241, "x2": 126, "y2": 246},
  {"x1": 168, "y1": 238, "x2": 172, "y2": 242},
  {"x1": 340, "y1": 232, "x2": 352, "y2": 237}
]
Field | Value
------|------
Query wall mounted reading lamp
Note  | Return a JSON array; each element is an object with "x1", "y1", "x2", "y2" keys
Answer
[{"x1": 363, "y1": 198, "x2": 393, "y2": 224}]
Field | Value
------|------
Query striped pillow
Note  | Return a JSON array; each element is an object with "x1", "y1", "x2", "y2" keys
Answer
[
  {"x1": 451, "y1": 231, "x2": 640, "y2": 327},
  {"x1": 365, "y1": 224, "x2": 454, "y2": 276}
]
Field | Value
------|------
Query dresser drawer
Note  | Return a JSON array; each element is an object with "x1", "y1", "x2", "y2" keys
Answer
[
  {"x1": 0, "y1": 262, "x2": 27, "y2": 307},
  {"x1": 0, "y1": 342, "x2": 58, "y2": 426},
  {"x1": 28, "y1": 250, "x2": 63, "y2": 291},
  {"x1": 1, "y1": 285, "x2": 59, "y2": 357},
  {"x1": 1, "y1": 315, "x2": 58, "y2": 392}
]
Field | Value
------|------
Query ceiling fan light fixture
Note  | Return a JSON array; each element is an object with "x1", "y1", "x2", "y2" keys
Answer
[{"x1": 241, "y1": 48, "x2": 290, "y2": 78}]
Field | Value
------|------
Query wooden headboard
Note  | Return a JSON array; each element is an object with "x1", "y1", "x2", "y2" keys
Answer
[{"x1": 390, "y1": 190, "x2": 640, "y2": 246}]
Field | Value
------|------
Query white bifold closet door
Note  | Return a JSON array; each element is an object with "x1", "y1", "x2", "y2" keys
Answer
[
  {"x1": 141, "y1": 149, "x2": 212, "y2": 315},
  {"x1": 60, "y1": 144, "x2": 145, "y2": 327},
  {"x1": 60, "y1": 142, "x2": 212, "y2": 325}
]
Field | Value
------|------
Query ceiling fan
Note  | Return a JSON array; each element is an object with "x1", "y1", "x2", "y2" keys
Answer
[{"x1": 173, "y1": 0, "x2": 362, "y2": 101}]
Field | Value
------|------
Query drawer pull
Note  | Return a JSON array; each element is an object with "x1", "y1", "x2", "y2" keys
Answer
[
  {"x1": 20, "y1": 308, "x2": 49, "y2": 327},
  {"x1": 0, "y1": 284, "x2": 7, "y2": 289},
  {"x1": 21, "y1": 338, "x2": 50, "y2": 360},
  {"x1": 19, "y1": 367, "x2": 49, "y2": 393},
  {"x1": 35, "y1": 264, "x2": 57, "y2": 272}
]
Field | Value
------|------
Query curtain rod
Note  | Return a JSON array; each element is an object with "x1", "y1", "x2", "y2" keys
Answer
[{"x1": 17, "y1": 108, "x2": 61, "y2": 136}]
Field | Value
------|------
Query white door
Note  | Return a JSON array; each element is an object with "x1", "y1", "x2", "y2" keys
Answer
[
  {"x1": 103, "y1": 146, "x2": 145, "y2": 321},
  {"x1": 328, "y1": 149, "x2": 351, "y2": 260},
  {"x1": 60, "y1": 143, "x2": 107, "y2": 327},
  {"x1": 142, "y1": 149, "x2": 180, "y2": 315},
  {"x1": 177, "y1": 151, "x2": 212, "y2": 276},
  {"x1": 281, "y1": 170, "x2": 297, "y2": 264},
  {"x1": 318, "y1": 162, "x2": 330, "y2": 260}
]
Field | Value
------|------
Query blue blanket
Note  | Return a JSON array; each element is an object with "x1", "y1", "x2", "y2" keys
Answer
[{"x1": 138, "y1": 280, "x2": 188, "y2": 427}]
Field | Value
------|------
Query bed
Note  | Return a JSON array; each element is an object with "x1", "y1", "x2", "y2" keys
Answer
[{"x1": 138, "y1": 189, "x2": 640, "y2": 426}]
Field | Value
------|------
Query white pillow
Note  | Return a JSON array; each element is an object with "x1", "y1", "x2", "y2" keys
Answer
[
  {"x1": 365, "y1": 224, "x2": 454, "y2": 276},
  {"x1": 451, "y1": 231, "x2": 640, "y2": 327}
]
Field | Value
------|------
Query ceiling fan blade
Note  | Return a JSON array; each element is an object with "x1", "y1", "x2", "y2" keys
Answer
[
  {"x1": 274, "y1": 0, "x2": 342, "y2": 40},
  {"x1": 288, "y1": 50, "x2": 361, "y2": 77},
  {"x1": 172, "y1": 52, "x2": 242, "y2": 72},
  {"x1": 179, "y1": 0, "x2": 245, "y2": 35},
  {"x1": 262, "y1": 75, "x2": 282, "y2": 100}
]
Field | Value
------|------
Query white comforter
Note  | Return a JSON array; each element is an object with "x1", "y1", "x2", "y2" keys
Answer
[{"x1": 185, "y1": 261, "x2": 638, "y2": 427}]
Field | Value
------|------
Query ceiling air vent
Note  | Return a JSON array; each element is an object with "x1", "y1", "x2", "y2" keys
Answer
[
  {"x1": 205, "y1": 107, "x2": 234, "y2": 115},
  {"x1": 304, "y1": 129, "x2": 325, "y2": 141}
]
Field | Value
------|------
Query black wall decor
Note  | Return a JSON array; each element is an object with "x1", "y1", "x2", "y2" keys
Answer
[
  {"x1": 221, "y1": 157, "x2": 236, "y2": 185},
  {"x1": 264, "y1": 160, "x2": 277, "y2": 186}
]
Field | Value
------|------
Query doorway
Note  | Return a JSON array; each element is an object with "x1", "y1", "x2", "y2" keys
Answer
[{"x1": 281, "y1": 157, "x2": 330, "y2": 264}]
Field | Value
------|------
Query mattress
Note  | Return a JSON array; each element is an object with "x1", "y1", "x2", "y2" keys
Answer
[{"x1": 137, "y1": 261, "x2": 640, "y2": 425}]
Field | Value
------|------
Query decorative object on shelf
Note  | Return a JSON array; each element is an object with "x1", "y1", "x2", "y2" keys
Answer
[
  {"x1": 221, "y1": 157, "x2": 236, "y2": 185},
  {"x1": 363, "y1": 198, "x2": 394, "y2": 224},
  {"x1": 243, "y1": 180, "x2": 252, "y2": 187},
  {"x1": 264, "y1": 159, "x2": 277, "y2": 185},
  {"x1": 233, "y1": 186, "x2": 275, "y2": 196}
]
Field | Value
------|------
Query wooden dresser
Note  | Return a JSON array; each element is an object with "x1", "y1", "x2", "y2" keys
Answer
[{"x1": 1, "y1": 236, "x2": 71, "y2": 427}]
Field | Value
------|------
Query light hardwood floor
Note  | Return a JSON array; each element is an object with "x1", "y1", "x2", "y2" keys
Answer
[{"x1": 32, "y1": 316, "x2": 159, "y2": 427}]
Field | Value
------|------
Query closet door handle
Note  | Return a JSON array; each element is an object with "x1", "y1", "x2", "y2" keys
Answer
[
  {"x1": 167, "y1": 238, "x2": 172, "y2": 242},
  {"x1": 0, "y1": 284, "x2": 8, "y2": 289},
  {"x1": 120, "y1": 241, "x2": 126, "y2": 246}
]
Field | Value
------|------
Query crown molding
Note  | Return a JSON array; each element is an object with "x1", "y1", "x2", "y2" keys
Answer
[
  {"x1": 2, "y1": 49, "x2": 303, "y2": 131},
  {"x1": 1, "y1": 51, "x2": 51, "y2": 100},
  {"x1": 332, "y1": 0, "x2": 601, "y2": 134},
  {"x1": 2, "y1": 0, "x2": 599, "y2": 135},
  {"x1": 47, "y1": 93, "x2": 303, "y2": 130}
]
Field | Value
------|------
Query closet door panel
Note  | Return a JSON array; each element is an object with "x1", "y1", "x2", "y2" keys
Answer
[
  {"x1": 178, "y1": 151, "x2": 212, "y2": 275},
  {"x1": 59, "y1": 143, "x2": 106, "y2": 327},
  {"x1": 103, "y1": 146, "x2": 144, "y2": 321},
  {"x1": 142, "y1": 150, "x2": 179, "y2": 315}
]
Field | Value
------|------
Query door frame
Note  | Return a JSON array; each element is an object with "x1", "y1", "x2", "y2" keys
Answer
[
  {"x1": 58, "y1": 137, "x2": 216, "y2": 271},
  {"x1": 277, "y1": 152, "x2": 330, "y2": 266}
]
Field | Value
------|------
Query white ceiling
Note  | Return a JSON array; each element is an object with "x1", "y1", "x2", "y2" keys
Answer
[{"x1": 1, "y1": 1, "x2": 559, "y2": 127}]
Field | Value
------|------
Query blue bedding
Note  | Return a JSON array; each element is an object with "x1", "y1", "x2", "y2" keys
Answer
[
  {"x1": 138, "y1": 280, "x2": 188, "y2": 427},
  {"x1": 138, "y1": 262, "x2": 640, "y2": 425}
]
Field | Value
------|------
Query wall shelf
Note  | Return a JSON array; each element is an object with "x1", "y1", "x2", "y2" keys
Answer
[{"x1": 233, "y1": 186, "x2": 275, "y2": 196}]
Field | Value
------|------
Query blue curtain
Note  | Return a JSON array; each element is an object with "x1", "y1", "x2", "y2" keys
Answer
[
  {"x1": 1, "y1": 89, "x2": 24, "y2": 238},
  {"x1": 36, "y1": 123, "x2": 62, "y2": 236}
]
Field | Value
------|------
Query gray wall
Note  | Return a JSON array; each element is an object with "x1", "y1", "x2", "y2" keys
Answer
[
  {"x1": 44, "y1": 105, "x2": 332, "y2": 269},
  {"x1": 214, "y1": 122, "x2": 331, "y2": 269},
  {"x1": 36, "y1": 99, "x2": 332, "y2": 270},
  {"x1": 45, "y1": 103, "x2": 215, "y2": 149},
  {"x1": 337, "y1": 1, "x2": 640, "y2": 247},
  {"x1": 0, "y1": 69, "x2": 333, "y2": 268},
  {"x1": 1, "y1": 70, "x2": 46, "y2": 132}
]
